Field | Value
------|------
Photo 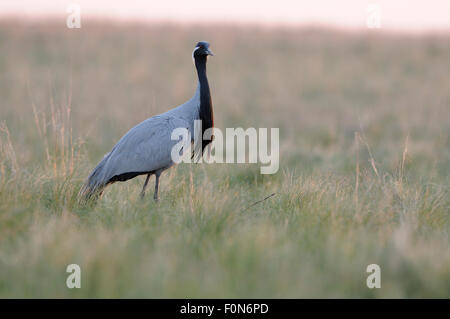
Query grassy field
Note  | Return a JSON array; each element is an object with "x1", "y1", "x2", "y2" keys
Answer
[{"x1": 0, "y1": 20, "x2": 449, "y2": 298}]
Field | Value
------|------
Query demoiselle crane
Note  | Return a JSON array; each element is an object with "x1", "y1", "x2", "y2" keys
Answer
[{"x1": 79, "y1": 41, "x2": 214, "y2": 201}]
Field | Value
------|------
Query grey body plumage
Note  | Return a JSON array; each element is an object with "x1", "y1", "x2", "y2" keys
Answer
[{"x1": 79, "y1": 42, "x2": 214, "y2": 201}]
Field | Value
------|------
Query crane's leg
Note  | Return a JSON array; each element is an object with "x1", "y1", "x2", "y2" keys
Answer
[
  {"x1": 140, "y1": 174, "x2": 151, "y2": 199},
  {"x1": 153, "y1": 172, "x2": 161, "y2": 201}
]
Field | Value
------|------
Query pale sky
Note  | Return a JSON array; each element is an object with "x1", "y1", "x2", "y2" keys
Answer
[{"x1": 1, "y1": 0, "x2": 449, "y2": 32}]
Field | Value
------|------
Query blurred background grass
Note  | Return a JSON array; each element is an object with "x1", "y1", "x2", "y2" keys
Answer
[{"x1": 0, "y1": 20, "x2": 449, "y2": 297}]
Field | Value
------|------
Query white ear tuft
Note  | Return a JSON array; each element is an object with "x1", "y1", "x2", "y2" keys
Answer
[{"x1": 192, "y1": 46, "x2": 200, "y2": 65}]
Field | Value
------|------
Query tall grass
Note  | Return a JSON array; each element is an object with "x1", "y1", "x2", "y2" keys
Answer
[{"x1": 0, "y1": 20, "x2": 449, "y2": 297}]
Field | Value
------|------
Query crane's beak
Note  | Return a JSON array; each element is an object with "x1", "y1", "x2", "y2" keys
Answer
[{"x1": 206, "y1": 48, "x2": 214, "y2": 56}]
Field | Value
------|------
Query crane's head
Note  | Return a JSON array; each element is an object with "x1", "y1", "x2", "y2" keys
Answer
[{"x1": 192, "y1": 41, "x2": 214, "y2": 63}]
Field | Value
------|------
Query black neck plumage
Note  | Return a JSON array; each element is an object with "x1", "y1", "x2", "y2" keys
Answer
[{"x1": 195, "y1": 55, "x2": 214, "y2": 152}]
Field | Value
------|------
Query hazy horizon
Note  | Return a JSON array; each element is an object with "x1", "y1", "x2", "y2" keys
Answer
[{"x1": 1, "y1": 0, "x2": 450, "y2": 33}]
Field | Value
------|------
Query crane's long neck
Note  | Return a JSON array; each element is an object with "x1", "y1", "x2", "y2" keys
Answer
[{"x1": 195, "y1": 55, "x2": 214, "y2": 151}]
